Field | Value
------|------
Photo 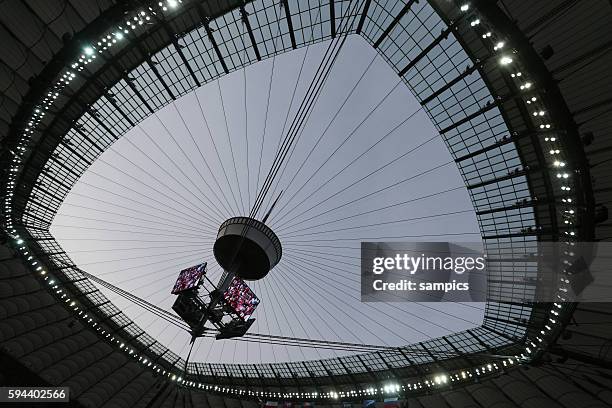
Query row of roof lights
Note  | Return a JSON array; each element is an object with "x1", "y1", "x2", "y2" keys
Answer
[
  {"x1": 1, "y1": 0, "x2": 576, "y2": 401},
  {"x1": 469, "y1": 0, "x2": 577, "y2": 360}
]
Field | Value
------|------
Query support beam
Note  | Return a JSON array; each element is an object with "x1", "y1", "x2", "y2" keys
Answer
[
  {"x1": 481, "y1": 325, "x2": 523, "y2": 343},
  {"x1": 356, "y1": 0, "x2": 372, "y2": 34},
  {"x1": 439, "y1": 98, "x2": 504, "y2": 134},
  {"x1": 466, "y1": 166, "x2": 534, "y2": 190},
  {"x1": 420, "y1": 61, "x2": 484, "y2": 106},
  {"x1": 87, "y1": 107, "x2": 119, "y2": 140},
  {"x1": 48, "y1": 154, "x2": 83, "y2": 179},
  {"x1": 476, "y1": 199, "x2": 538, "y2": 216},
  {"x1": 488, "y1": 279, "x2": 536, "y2": 286},
  {"x1": 281, "y1": 0, "x2": 297, "y2": 49},
  {"x1": 284, "y1": 363, "x2": 303, "y2": 393},
  {"x1": 482, "y1": 230, "x2": 540, "y2": 240},
  {"x1": 367, "y1": 353, "x2": 390, "y2": 382},
  {"x1": 240, "y1": 6, "x2": 261, "y2": 61},
  {"x1": 373, "y1": 0, "x2": 417, "y2": 49},
  {"x1": 33, "y1": 172, "x2": 72, "y2": 192},
  {"x1": 455, "y1": 134, "x2": 514, "y2": 163},
  {"x1": 419, "y1": 341, "x2": 439, "y2": 363},
  {"x1": 104, "y1": 94, "x2": 135, "y2": 127},
  {"x1": 159, "y1": 18, "x2": 202, "y2": 86},
  {"x1": 146, "y1": 59, "x2": 176, "y2": 100},
  {"x1": 330, "y1": 0, "x2": 336, "y2": 38},
  {"x1": 467, "y1": 329, "x2": 493, "y2": 352},
  {"x1": 398, "y1": 24, "x2": 454, "y2": 77},
  {"x1": 196, "y1": 4, "x2": 230, "y2": 74},
  {"x1": 72, "y1": 92, "x2": 118, "y2": 141},
  {"x1": 130, "y1": 36, "x2": 176, "y2": 99},
  {"x1": 124, "y1": 75, "x2": 155, "y2": 114},
  {"x1": 301, "y1": 361, "x2": 322, "y2": 392},
  {"x1": 21, "y1": 211, "x2": 50, "y2": 224},
  {"x1": 442, "y1": 336, "x2": 472, "y2": 368},
  {"x1": 454, "y1": 129, "x2": 540, "y2": 163},
  {"x1": 55, "y1": 138, "x2": 90, "y2": 165},
  {"x1": 336, "y1": 357, "x2": 358, "y2": 385},
  {"x1": 484, "y1": 316, "x2": 531, "y2": 328},
  {"x1": 72, "y1": 123, "x2": 106, "y2": 153},
  {"x1": 205, "y1": 22, "x2": 229, "y2": 74}
]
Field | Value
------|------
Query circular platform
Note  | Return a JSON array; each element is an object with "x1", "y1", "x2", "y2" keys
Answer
[{"x1": 213, "y1": 217, "x2": 282, "y2": 280}]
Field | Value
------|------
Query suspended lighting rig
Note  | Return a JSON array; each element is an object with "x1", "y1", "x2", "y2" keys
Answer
[{"x1": 172, "y1": 210, "x2": 282, "y2": 342}]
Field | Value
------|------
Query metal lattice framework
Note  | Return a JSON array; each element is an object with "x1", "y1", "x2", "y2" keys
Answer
[{"x1": 0, "y1": 0, "x2": 592, "y2": 402}]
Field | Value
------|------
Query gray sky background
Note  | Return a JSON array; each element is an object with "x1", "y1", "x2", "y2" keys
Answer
[{"x1": 51, "y1": 36, "x2": 484, "y2": 364}]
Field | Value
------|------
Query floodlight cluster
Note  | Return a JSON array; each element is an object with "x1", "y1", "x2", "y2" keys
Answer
[
  {"x1": 465, "y1": 1, "x2": 577, "y2": 363},
  {"x1": 0, "y1": 0, "x2": 578, "y2": 402}
]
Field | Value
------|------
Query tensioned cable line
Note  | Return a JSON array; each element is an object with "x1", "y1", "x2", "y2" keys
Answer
[
  {"x1": 111, "y1": 260, "x2": 214, "y2": 291},
  {"x1": 53, "y1": 0, "x2": 495, "y2": 364},
  {"x1": 71, "y1": 260, "x2": 413, "y2": 353},
  {"x1": 283, "y1": 248, "x2": 487, "y2": 315},
  {"x1": 281, "y1": 256, "x2": 433, "y2": 344},
  {"x1": 64, "y1": 243, "x2": 208, "y2": 254},
  {"x1": 70, "y1": 259, "x2": 490, "y2": 359},
  {"x1": 267, "y1": 265, "x2": 326, "y2": 361},
  {"x1": 249, "y1": 0, "x2": 362, "y2": 220},
  {"x1": 257, "y1": 45, "x2": 312, "y2": 214},
  {"x1": 255, "y1": 54, "x2": 276, "y2": 202},
  {"x1": 209, "y1": 19, "x2": 367, "y2": 354},
  {"x1": 273, "y1": 105, "x2": 429, "y2": 226},
  {"x1": 282, "y1": 254, "x2": 483, "y2": 336},
  {"x1": 274, "y1": 130, "x2": 444, "y2": 229},
  {"x1": 54, "y1": 211, "x2": 209, "y2": 237},
  {"x1": 217, "y1": 79, "x2": 246, "y2": 215},
  {"x1": 211, "y1": 1, "x2": 363, "y2": 295},
  {"x1": 83, "y1": 96, "x2": 224, "y2": 225},
  {"x1": 92, "y1": 251, "x2": 214, "y2": 278},
  {"x1": 258, "y1": 264, "x2": 294, "y2": 360},
  {"x1": 193, "y1": 88, "x2": 243, "y2": 216},
  {"x1": 93, "y1": 20, "x2": 230, "y2": 220},
  {"x1": 147, "y1": 5, "x2": 238, "y2": 218},
  {"x1": 277, "y1": 160, "x2": 456, "y2": 231},
  {"x1": 134, "y1": 122, "x2": 229, "y2": 220},
  {"x1": 153, "y1": 107, "x2": 234, "y2": 218},
  {"x1": 280, "y1": 209, "x2": 474, "y2": 238},
  {"x1": 243, "y1": 55, "x2": 250, "y2": 212},
  {"x1": 210, "y1": 6, "x2": 365, "y2": 303},
  {"x1": 170, "y1": 101, "x2": 236, "y2": 217},
  {"x1": 284, "y1": 232, "x2": 482, "y2": 244},
  {"x1": 61, "y1": 181, "x2": 215, "y2": 230},
  {"x1": 52, "y1": 224, "x2": 208, "y2": 240},
  {"x1": 276, "y1": 186, "x2": 465, "y2": 235},
  {"x1": 91, "y1": 157, "x2": 221, "y2": 228},
  {"x1": 81, "y1": 160, "x2": 216, "y2": 224},
  {"x1": 260, "y1": 50, "x2": 384, "y2": 217},
  {"x1": 70, "y1": 248, "x2": 213, "y2": 269},
  {"x1": 253, "y1": 0, "x2": 321, "y2": 215},
  {"x1": 269, "y1": 79, "x2": 406, "y2": 224}
]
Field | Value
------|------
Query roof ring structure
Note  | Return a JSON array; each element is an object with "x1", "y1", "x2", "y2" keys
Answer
[{"x1": 0, "y1": 0, "x2": 594, "y2": 403}]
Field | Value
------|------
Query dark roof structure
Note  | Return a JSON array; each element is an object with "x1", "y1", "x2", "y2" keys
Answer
[{"x1": 1, "y1": 0, "x2": 611, "y2": 407}]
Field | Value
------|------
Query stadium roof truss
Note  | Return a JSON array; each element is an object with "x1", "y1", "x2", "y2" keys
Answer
[{"x1": 0, "y1": 0, "x2": 594, "y2": 402}]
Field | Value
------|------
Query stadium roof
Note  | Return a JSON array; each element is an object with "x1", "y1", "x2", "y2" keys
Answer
[{"x1": 1, "y1": 0, "x2": 611, "y2": 406}]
